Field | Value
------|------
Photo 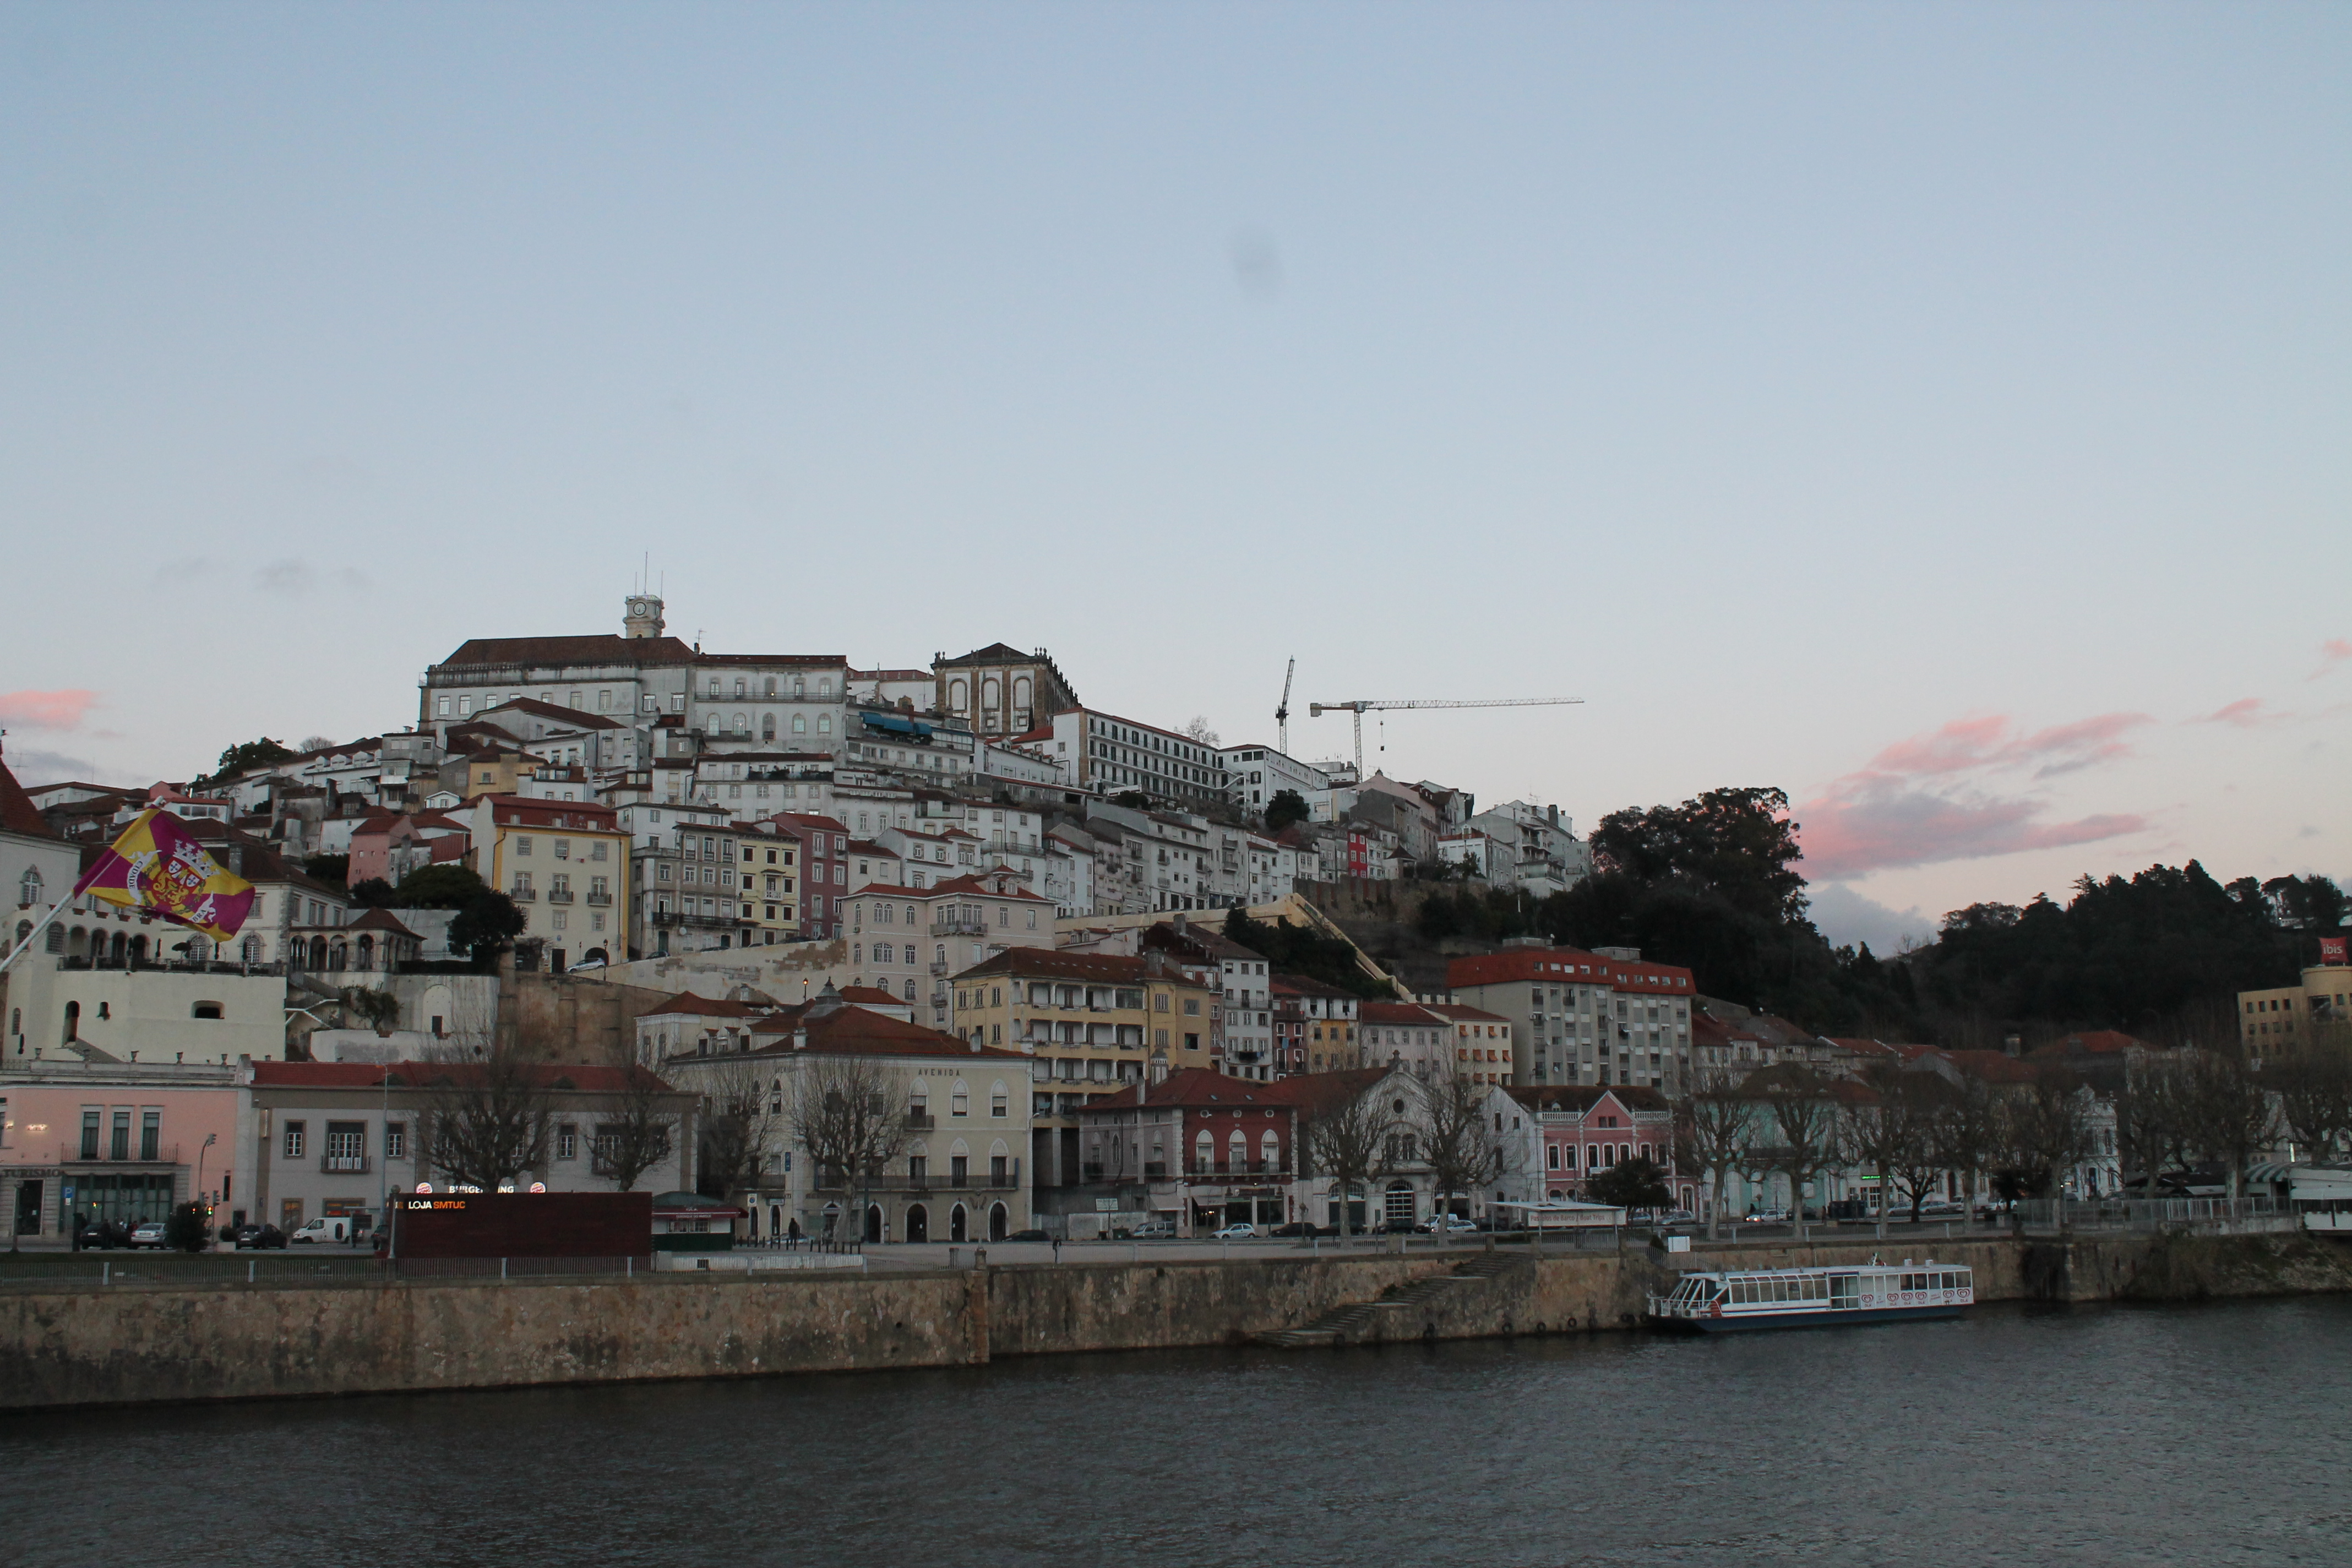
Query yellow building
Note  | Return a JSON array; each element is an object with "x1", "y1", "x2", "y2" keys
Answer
[
  {"x1": 2239, "y1": 962, "x2": 2352, "y2": 1053},
  {"x1": 950, "y1": 947, "x2": 1217, "y2": 1192},
  {"x1": 466, "y1": 794, "x2": 631, "y2": 972}
]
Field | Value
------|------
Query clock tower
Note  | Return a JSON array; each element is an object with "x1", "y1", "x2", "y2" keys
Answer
[{"x1": 623, "y1": 594, "x2": 665, "y2": 640}]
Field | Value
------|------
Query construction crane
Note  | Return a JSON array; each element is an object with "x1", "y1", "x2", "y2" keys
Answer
[
  {"x1": 1308, "y1": 696, "x2": 1582, "y2": 780},
  {"x1": 1275, "y1": 658, "x2": 1295, "y2": 755}
]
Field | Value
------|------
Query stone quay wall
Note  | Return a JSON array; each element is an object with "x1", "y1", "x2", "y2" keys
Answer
[{"x1": 4, "y1": 1231, "x2": 2345, "y2": 1412}]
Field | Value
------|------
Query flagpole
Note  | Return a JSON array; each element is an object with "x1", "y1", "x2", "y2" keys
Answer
[{"x1": 0, "y1": 899, "x2": 71, "y2": 980}]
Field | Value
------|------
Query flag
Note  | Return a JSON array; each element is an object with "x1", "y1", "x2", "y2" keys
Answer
[{"x1": 74, "y1": 809, "x2": 257, "y2": 942}]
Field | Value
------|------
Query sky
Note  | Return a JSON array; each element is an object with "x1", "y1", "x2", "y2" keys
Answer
[{"x1": 3, "y1": 4, "x2": 2346, "y2": 952}]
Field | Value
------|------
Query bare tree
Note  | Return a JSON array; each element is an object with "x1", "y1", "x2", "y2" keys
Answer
[
  {"x1": 1932, "y1": 1075, "x2": 2002, "y2": 1216},
  {"x1": 785, "y1": 1053, "x2": 908, "y2": 1242},
  {"x1": 1419, "y1": 1076, "x2": 1507, "y2": 1223},
  {"x1": 1740, "y1": 1069, "x2": 1842, "y2": 1240},
  {"x1": 2176, "y1": 1049, "x2": 2275, "y2": 1208},
  {"x1": 592, "y1": 1068, "x2": 680, "y2": 1193},
  {"x1": 1839, "y1": 1070, "x2": 1928, "y2": 1239},
  {"x1": 2266, "y1": 1046, "x2": 2352, "y2": 1166},
  {"x1": 1994, "y1": 1071, "x2": 2096, "y2": 1204},
  {"x1": 2111, "y1": 1050, "x2": 2193, "y2": 1198},
  {"x1": 417, "y1": 1046, "x2": 552, "y2": 1192},
  {"x1": 1676, "y1": 1071, "x2": 1750, "y2": 1240},
  {"x1": 697, "y1": 1058, "x2": 779, "y2": 1202},
  {"x1": 1304, "y1": 1084, "x2": 1396, "y2": 1240}
]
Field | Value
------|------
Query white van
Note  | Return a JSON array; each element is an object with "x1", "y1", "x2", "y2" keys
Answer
[{"x1": 291, "y1": 1216, "x2": 353, "y2": 1245}]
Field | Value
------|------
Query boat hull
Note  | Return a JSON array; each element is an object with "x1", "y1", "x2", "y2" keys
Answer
[{"x1": 1650, "y1": 1304, "x2": 1967, "y2": 1334}]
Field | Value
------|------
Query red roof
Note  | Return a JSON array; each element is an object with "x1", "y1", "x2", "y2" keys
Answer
[
  {"x1": 1447, "y1": 947, "x2": 1695, "y2": 993},
  {"x1": 0, "y1": 752, "x2": 50, "y2": 837},
  {"x1": 253, "y1": 1060, "x2": 674, "y2": 1092},
  {"x1": 1085, "y1": 1065, "x2": 1391, "y2": 1115},
  {"x1": 835, "y1": 985, "x2": 904, "y2": 1004},
  {"x1": 642, "y1": 992, "x2": 770, "y2": 1019},
  {"x1": 435, "y1": 633, "x2": 698, "y2": 669}
]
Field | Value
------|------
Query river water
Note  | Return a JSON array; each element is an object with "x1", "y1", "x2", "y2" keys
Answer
[{"x1": 4, "y1": 1297, "x2": 2346, "y2": 1567}]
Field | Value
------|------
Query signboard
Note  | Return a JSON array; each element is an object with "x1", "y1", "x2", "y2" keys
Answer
[
  {"x1": 386, "y1": 1191, "x2": 652, "y2": 1259},
  {"x1": 2322, "y1": 936, "x2": 2347, "y2": 966},
  {"x1": 1095, "y1": 1198, "x2": 1118, "y2": 1212}
]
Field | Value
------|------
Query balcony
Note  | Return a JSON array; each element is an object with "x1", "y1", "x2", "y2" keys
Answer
[
  {"x1": 812, "y1": 1163, "x2": 1020, "y2": 1193},
  {"x1": 650, "y1": 910, "x2": 678, "y2": 927},
  {"x1": 929, "y1": 962, "x2": 950, "y2": 976},
  {"x1": 320, "y1": 1153, "x2": 371, "y2": 1174},
  {"x1": 509, "y1": 886, "x2": 538, "y2": 902},
  {"x1": 905, "y1": 1110, "x2": 935, "y2": 1130},
  {"x1": 61, "y1": 1143, "x2": 180, "y2": 1166},
  {"x1": 932, "y1": 915, "x2": 990, "y2": 937},
  {"x1": 586, "y1": 892, "x2": 612, "y2": 907},
  {"x1": 547, "y1": 889, "x2": 574, "y2": 904}
]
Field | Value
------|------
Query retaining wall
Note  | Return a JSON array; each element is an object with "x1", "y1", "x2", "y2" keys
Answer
[{"x1": 3, "y1": 1232, "x2": 2343, "y2": 1412}]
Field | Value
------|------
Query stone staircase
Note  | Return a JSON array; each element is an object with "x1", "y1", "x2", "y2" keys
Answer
[{"x1": 1257, "y1": 1252, "x2": 1528, "y2": 1348}]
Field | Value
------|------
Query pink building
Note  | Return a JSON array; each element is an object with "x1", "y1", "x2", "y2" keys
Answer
[
  {"x1": 2, "y1": 1061, "x2": 243, "y2": 1240},
  {"x1": 1508, "y1": 1084, "x2": 1695, "y2": 1213}
]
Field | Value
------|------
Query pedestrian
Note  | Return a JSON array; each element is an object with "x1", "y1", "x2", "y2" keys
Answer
[{"x1": 1052, "y1": 1235, "x2": 1062, "y2": 1265}]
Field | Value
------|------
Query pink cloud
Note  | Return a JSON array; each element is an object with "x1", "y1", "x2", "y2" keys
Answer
[
  {"x1": 0, "y1": 689, "x2": 97, "y2": 730},
  {"x1": 2196, "y1": 698, "x2": 2271, "y2": 729},
  {"x1": 2312, "y1": 639, "x2": 2352, "y2": 680},
  {"x1": 1799, "y1": 706, "x2": 2154, "y2": 878},
  {"x1": 1858, "y1": 711, "x2": 2152, "y2": 782},
  {"x1": 1798, "y1": 782, "x2": 2147, "y2": 880}
]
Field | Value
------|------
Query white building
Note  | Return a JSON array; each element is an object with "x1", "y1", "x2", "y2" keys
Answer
[{"x1": 1215, "y1": 743, "x2": 1330, "y2": 820}]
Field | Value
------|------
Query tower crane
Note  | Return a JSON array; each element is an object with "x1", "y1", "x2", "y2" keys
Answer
[
  {"x1": 1307, "y1": 696, "x2": 1582, "y2": 780},
  {"x1": 1275, "y1": 658, "x2": 1295, "y2": 755}
]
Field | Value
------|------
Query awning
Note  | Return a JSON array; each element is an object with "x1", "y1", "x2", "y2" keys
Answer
[{"x1": 2246, "y1": 1163, "x2": 2294, "y2": 1184}]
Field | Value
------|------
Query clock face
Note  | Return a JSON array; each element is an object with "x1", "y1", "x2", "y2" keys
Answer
[{"x1": 629, "y1": 598, "x2": 650, "y2": 615}]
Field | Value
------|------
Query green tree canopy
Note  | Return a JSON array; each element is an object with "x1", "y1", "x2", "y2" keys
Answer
[
  {"x1": 391, "y1": 864, "x2": 491, "y2": 909},
  {"x1": 1264, "y1": 789, "x2": 1310, "y2": 833},
  {"x1": 448, "y1": 890, "x2": 527, "y2": 965},
  {"x1": 1585, "y1": 1156, "x2": 1672, "y2": 1210},
  {"x1": 1590, "y1": 786, "x2": 1809, "y2": 925},
  {"x1": 194, "y1": 737, "x2": 295, "y2": 788}
]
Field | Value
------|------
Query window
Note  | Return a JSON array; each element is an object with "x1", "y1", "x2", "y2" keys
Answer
[
  {"x1": 385, "y1": 1121, "x2": 407, "y2": 1159},
  {"x1": 140, "y1": 1110, "x2": 160, "y2": 1161},
  {"x1": 80, "y1": 1109, "x2": 100, "y2": 1160},
  {"x1": 110, "y1": 1110, "x2": 130, "y2": 1161},
  {"x1": 515, "y1": 836, "x2": 533, "y2": 857},
  {"x1": 559, "y1": 1125, "x2": 578, "y2": 1161},
  {"x1": 991, "y1": 1085, "x2": 1007, "y2": 1118},
  {"x1": 284, "y1": 1120, "x2": 306, "y2": 1159}
]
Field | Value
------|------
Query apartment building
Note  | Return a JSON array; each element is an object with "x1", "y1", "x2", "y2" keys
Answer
[
  {"x1": 1446, "y1": 944, "x2": 1696, "y2": 1092},
  {"x1": 845, "y1": 871, "x2": 1056, "y2": 1030},
  {"x1": 1046, "y1": 708, "x2": 1225, "y2": 811},
  {"x1": 949, "y1": 948, "x2": 1218, "y2": 1194},
  {"x1": 465, "y1": 795, "x2": 629, "y2": 972}
]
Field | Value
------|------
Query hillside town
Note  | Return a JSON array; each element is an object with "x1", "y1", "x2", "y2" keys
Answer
[{"x1": 3, "y1": 596, "x2": 2348, "y2": 1252}]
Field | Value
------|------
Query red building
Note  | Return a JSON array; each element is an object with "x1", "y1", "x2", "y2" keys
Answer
[{"x1": 763, "y1": 812, "x2": 848, "y2": 938}]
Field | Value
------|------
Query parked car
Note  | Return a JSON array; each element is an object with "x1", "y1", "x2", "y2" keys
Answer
[
  {"x1": 1657, "y1": 1209, "x2": 1698, "y2": 1228},
  {"x1": 127, "y1": 1220, "x2": 170, "y2": 1249},
  {"x1": 1376, "y1": 1219, "x2": 1420, "y2": 1235},
  {"x1": 1743, "y1": 1208, "x2": 1792, "y2": 1224},
  {"x1": 76, "y1": 1219, "x2": 130, "y2": 1250},
  {"x1": 1211, "y1": 1222, "x2": 1257, "y2": 1239},
  {"x1": 1915, "y1": 1198, "x2": 1964, "y2": 1217},
  {"x1": 290, "y1": 1216, "x2": 357, "y2": 1245},
  {"x1": 1267, "y1": 1221, "x2": 1318, "y2": 1238},
  {"x1": 1131, "y1": 1219, "x2": 1178, "y2": 1239},
  {"x1": 1005, "y1": 1229, "x2": 1052, "y2": 1243},
  {"x1": 1418, "y1": 1214, "x2": 1477, "y2": 1233},
  {"x1": 232, "y1": 1223, "x2": 287, "y2": 1250}
]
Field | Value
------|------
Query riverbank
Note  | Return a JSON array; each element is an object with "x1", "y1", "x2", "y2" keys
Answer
[{"x1": 4, "y1": 1231, "x2": 2346, "y2": 1412}]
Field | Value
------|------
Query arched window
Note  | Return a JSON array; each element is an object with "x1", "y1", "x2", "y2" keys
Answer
[
  {"x1": 355, "y1": 935, "x2": 374, "y2": 971},
  {"x1": 18, "y1": 867, "x2": 42, "y2": 906},
  {"x1": 734, "y1": 677, "x2": 747, "y2": 697},
  {"x1": 761, "y1": 715, "x2": 776, "y2": 742},
  {"x1": 1227, "y1": 1130, "x2": 1246, "y2": 1170},
  {"x1": 903, "y1": 979, "x2": 917, "y2": 1001},
  {"x1": 989, "y1": 1201, "x2": 1009, "y2": 1242},
  {"x1": 903, "y1": 904, "x2": 916, "y2": 925},
  {"x1": 1547, "y1": 1145, "x2": 1561, "y2": 1170},
  {"x1": 1012, "y1": 676, "x2": 1031, "y2": 716},
  {"x1": 951, "y1": 1080, "x2": 968, "y2": 1116},
  {"x1": 817, "y1": 714, "x2": 831, "y2": 735},
  {"x1": 1259, "y1": 1130, "x2": 1280, "y2": 1170},
  {"x1": 817, "y1": 678, "x2": 832, "y2": 697},
  {"x1": 792, "y1": 714, "x2": 807, "y2": 734},
  {"x1": 732, "y1": 714, "x2": 748, "y2": 736},
  {"x1": 63, "y1": 999, "x2": 79, "y2": 1043},
  {"x1": 192, "y1": 1001, "x2": 224, "y2": 1020},
  {"x1": 949, "y1": 679, "x2": 968, "y2": 714},
  {"x1": 1194, "y1": 1130, "x2": 1212, "y2": 1171}
]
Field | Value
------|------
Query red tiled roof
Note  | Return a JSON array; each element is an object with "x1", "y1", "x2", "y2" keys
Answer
[
  {"x1": 643, "y1": 992, "x2": 770, "y2": 1018},
  {"x1": 1504, "y1": 1084, "x2": 1670, "y2": 1115},
  {"x1": 435, "y1": 634, "x2": 696, "y2": 669},
  {"x1": 835, "y1": 985, "x2": 903, "y2": 1004},
  {"x1": 0, "y1": 752, "x2": 50, "y2": 837},
  {"x1": 1447, "y1": 948, "x2": 1695, "y2": 993}
]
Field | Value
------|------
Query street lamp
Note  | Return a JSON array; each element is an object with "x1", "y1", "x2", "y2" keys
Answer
[{"x1": 195, "y1": 1133, "x2": 219, "y2": 1249}]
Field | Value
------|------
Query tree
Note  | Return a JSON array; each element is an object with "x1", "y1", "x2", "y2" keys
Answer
[
  {"x1": 391, "y1": 864, "x2": 492, "y2": 908},
  {"x1": 195, "y1": 737, "x2": 295, "y2": 787},
  {"x1": 1740, "y1": 1068, "x2": 1842, "y2": 1239},
  {"x1": 1932, "y1": 1076, "x2": 2003, "y2": 1215},
  {"x1": 348, "y1": 877, "x2": 396, "y2": 908},
  {"x1": 1676, "y1": 1073, "x2": 1751, "y2": 1240},
  {"x1": 1264, "y1": 789, "x2": 1310, "y2": 834},
  {"x1": 1591, "y1": 785, "x2": 1809, "y2": 925},
  {"x1": 2268, "y1": 1046, "x2": 2352, "y2": 1165},
  {"x1": 1418, "y1": 1075, "x2": 1509, "y2": 1221},
  {"x1": 1992, "y1": 1071, "x2": 2095, "y2": 1203},
  {"x1": 1839, "y1": 1069, "x2": 1941, "y2": 1235},
  {"x1": 2111, "y1": 1050, "x2": 2193, "y2": 1197},
  {"x1": 303, "y1": 853, "x2": 351, "y2": 886},
  {"x1": 1112, "y1": 790, "x2": 1151, "y2": 810},
  {"x1": 1585, "y1": 1156, "x2": 1671, "y2": 1211},
  {"x1": 339, "y1": 987, "x2": 400, "y2": 1033},
  {"x1": 593, "y1": 1069, "x2": 679, "y2": 1193},
  {"x1": 699, "y1": 1059, "x2": 780, "y2": 1202},
  {"x1": 2176, "y1": 1049, "x2": 2275, "y2": 1207},
  {"x1": 298, "y1": 734, "x2": 335, "y2": 754},
  {"x1": 417, "y1": 1048, "x2": 553, "y2": 1192},
  {"x1": 448, "y1": 890, "x2": 527, "y2": 966},
  {"x1": 164, "y1": 1201, "x2": 210, "y2": 1253},
  {"x1": 1183, "y1": 717, "x2": 1220, "y2": 747},
  {"x1": 1303, "y1": 1084, "x2": 1396, "y2": 1240},
  {"x1": 784, "y1": 1054, "x2": 906, "y2": 1240}
]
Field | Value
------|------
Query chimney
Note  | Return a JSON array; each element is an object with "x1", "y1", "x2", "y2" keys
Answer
[{"x1": 1173, "y1": 911, "x2": 1186, "y2": 936}]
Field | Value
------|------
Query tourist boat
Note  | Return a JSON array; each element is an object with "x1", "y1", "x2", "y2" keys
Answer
[{"x1": 1646, "y1": 1261, "x2": 1973, "y2": 1332}]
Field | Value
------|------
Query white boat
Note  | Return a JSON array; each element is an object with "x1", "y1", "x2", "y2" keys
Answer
[{"x1": 1646, "y1": 1260, "x2": 1973, "y2": 1333}]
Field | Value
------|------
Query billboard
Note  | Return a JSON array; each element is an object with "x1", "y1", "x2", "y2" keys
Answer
[{"x1": 386, "y1": 1191, "x2": 652, "y2": 1259}]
